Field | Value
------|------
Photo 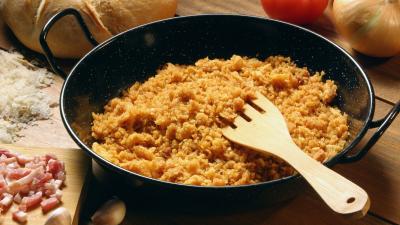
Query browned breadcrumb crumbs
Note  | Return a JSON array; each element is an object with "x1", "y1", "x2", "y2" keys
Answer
[{"x1": 91, "y1": 55, "x2": 349, "y2": 186}]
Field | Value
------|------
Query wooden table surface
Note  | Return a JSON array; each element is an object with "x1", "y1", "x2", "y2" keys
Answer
[{"x1": 1, "y1": 1, "x2": 399, "y2": 225}]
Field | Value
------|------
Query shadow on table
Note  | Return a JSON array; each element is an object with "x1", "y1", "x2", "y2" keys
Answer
[{"x1": 79, "y1": 173, "x2": 300, "y2": 225}]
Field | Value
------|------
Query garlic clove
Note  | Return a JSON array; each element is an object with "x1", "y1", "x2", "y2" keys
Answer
[
  {"x1": 91, "y1": 197, "x2": 126, "y2": 225},
  {"x1": 44, "y1": 207, "x2": 72, "y2": 225}
]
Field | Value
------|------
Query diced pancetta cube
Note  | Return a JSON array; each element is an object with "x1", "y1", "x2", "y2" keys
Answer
[
  {"x1": 0, "y1": 193, "x2": 14, "y2": 209},
  {"x1": 6, "y1": 162, "x2": 19, "y2": 169},
  {"x1": 0, "y1": 165, "x2": 7, "y2": 176},
  {"x1": 8, "y1": 167, "x2": 44, "y2": 194},
  {"x1": 16, "y1": 155, "x2": 33, "y2": 166},
  {"x1": 19, "y1": 192, "x2": 43, "y2": 212},
  {"x1": 12, "y1": 210, "x2": 27, "y2": 223},
  {"x1": 0, "y1": 174, "x2": 8, "y2": 194},
  {"x1": 0, "y1": 188, "x2": 7, "y2": 195},
  {"x1": 44, "y1": 183, "x2": 55, "y2": 196},
  {"x1": 31, "y1": 172, "x2": 53, "y2": 189},
  {"x1": 0, "y1": 156, "x2": 17, "y2": 164},
  {"x1": 54, "y1": 179, "x2": 63, "y2": 189},
  {"x1": 0, "y1": 150, "x2": 17, "y2": 158},
  {"x1": 55, "y1": 171, "x2": 66, "y2": 181},
  {"x1": 14, "y1": 193, "x2": 22, "y2": 204},
  {"x1": 47, "y1": 159, "x2": 64, "y2": 176},
  {"x1": 0, "y1": 174, "x2": 6, "y2": 188},
  {"x1": 40, "y1": 197, "x2": 60, "y2": 213},
  {"x1": 43, "y1": 154, "x2": 58, "y2": 163},
  {"x1": 50, "y1": 189, "x2": 63, "y2": 201},
  {"x1": 19, "y1": 185, "x2": 31, "y2": 195},
  {"x1": 25, "y1": 158, "x2": 46, "y2": 169},
  {"x1": 32, "y1": 156, "x2": 41, "y2": 164},
  {"x1": 44, "y1": 179, "x2": 64, "y2": 196},
  {"x1": 7, "y1": 168, "x2": 32, "y2": 180}
]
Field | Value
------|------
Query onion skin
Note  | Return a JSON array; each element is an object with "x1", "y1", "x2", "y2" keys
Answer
[{"x1": 332, "y1": 0, "x2": 400, "y2": 57}]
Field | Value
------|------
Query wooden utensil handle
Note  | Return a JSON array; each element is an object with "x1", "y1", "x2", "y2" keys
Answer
[{"x1": 277, "y1": 142, "x2": 370, "y2": 218}]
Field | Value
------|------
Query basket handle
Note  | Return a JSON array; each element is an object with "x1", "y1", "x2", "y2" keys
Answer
[{"x1": 39, "y1": 8, "x2": 98, "y2": 77}]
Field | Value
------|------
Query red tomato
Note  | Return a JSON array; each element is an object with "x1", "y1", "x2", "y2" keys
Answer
[{"x1": 260, "y1": 0, "x2": 329, "y2": 25}]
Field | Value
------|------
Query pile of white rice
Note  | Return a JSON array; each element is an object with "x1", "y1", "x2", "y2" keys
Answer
[{"x1": 0, "y1": 50, "x2": 55, "y2": 143}]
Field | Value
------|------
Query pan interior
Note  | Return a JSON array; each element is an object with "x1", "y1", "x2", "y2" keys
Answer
[{"x1": 62, "y1": 15, "x2": 373, "y2": 174}]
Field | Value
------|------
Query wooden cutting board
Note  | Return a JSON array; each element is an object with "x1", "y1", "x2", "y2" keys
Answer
[{"x1": 0, "y1": 144, "x2": 90, "y2": 225}]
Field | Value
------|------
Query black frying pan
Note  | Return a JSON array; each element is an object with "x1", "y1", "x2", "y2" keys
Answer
[{"x1": 40, "y1": 9, "x2": 399, "y2": 206}]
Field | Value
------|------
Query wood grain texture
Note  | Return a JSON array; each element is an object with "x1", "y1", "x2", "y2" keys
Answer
[
  {"x1": 177, "y1": 0, "x2": 400, "y2": 104},
  {"x1": 0, "y1": 144, "x2": 89, "y2": 225},
  {"x1": 336, "y1": 100, "x2": 400, "y2": 223},
  {"x1": 176, "y1": 0, "x2": 265, "y2": 15},
  {"x1": 0, "y1": 2, "x2": 399, "y2": 225},
  {"x1": 79, "y1": 176, "x2": 391, "y2": 225}
]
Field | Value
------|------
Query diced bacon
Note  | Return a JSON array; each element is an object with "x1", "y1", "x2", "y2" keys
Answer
[
  {"x1": 7, "y1": 168, "x2": 32, "y2": 180},
  {"x1": 12, "y1": 210, "x2": 27, "y2": 223},
  {"x1": 44, "y1": 182, "x2": 54, "y2": 192},
  {"x1": 0, "y1": 193, "x2": 14, "y2": 209},
  {"x1": 14, "y1": 193, "x2": 22, "y2": 204},
  {"x1": 19, "y1": 185, "x2": 31, "y2": 195},
  {"x1": 43, "y1": 154, "x2": 58, "y2": 163},
  {"x1": 25, "y1": 160, "x2": 46, "y2": 169},
  {"x1": 6, "y1": 162, "x2": 19, "y2": 169},
  {"x1": 47, "y1": 159, "x2": 64, "y2": 176},
  {"x1": 0, "y1": 165, "x2": 7, "y2": 176},
  {"x1": 0, "y1": 175, "x2": 7, "y2": 195},
  {"x1": 44, "y1": 190, "x2": 53, "y2": 197},
  {"x1": 19, "y1": 192, "x2": 43, "y2": 212},
  {"x1": 0, "y1": 149, "x2": 17, "y2": 158},
  {"x1": 53, "y1": 189, "x2": 63, "y2": 201},
  {"x1": 54, "y1": 179, "x2": 63, "y2": 187},
  {"x1": 44, "y1": 180, "x2": 57, "y2": 196},
  {"x1": 0, "y1": 174, "x2": 6, "y2": 188},
  {"x1": 0, "y1": 156, "x2": 17, "y2": 164},
  {"x1": 16, "y1": 155, "x2": 33, "y2": 165},
  {"x1": 0, "y1": 149, "x2": 66, "y2": 222},
  {"x1": 32, "y1": 156, "x2": 41, "y2": 164},
  {"x1": 31, "y1": 173, "x2": 53, "y2": 189},
  {"x1": 40, "y1": 197, "x2": 60, "y2": 213},
  {"x1": 8, "y1": 167, "x2": 44, "y2": 194},
  {"x1": 0, "y1": 187, "x2": 7, "y2": 195},
  {"x1": 45, "y1": 178, "x2": 62, "y2": 188},
  {"x1": 55, "y1": 171, "x2": 66, "y2": 181}
]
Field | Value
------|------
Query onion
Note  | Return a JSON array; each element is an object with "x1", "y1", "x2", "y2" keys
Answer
[{"x1": 332, "y1": 0, "x2": 400, "y2": 57}]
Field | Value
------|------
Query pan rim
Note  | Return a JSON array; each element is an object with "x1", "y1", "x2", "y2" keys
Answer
[{"x1": 60, "y1": 14, "x2": 375, "y2": 190}]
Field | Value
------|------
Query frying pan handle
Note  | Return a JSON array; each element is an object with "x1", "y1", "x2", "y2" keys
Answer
[
  {"x1": 340, "y1": 100, "x2": 400, "y2": 163},
  {"x1": 39, "y1": 8, "x2": 98, "y2": 77}
]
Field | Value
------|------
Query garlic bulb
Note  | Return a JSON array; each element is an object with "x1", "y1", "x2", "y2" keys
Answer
[{"x1": 332, "y1": 0, "x2": 400, "y2": 57}]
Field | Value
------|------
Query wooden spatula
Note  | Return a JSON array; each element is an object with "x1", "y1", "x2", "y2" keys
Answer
[{"x1": 222, "y1": 92, "x2": 370, "y2": 218}]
